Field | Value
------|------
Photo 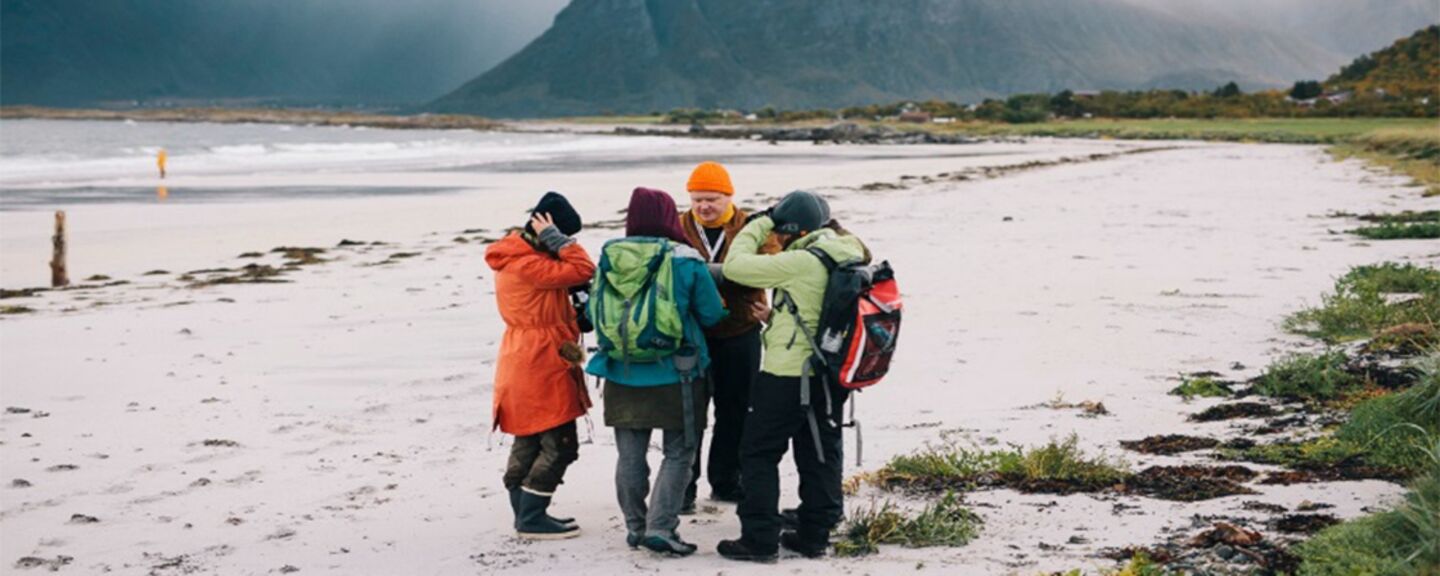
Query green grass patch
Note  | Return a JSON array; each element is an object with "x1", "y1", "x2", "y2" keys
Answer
[
  {"x1": 1169, "y1": 374, "x2": 1234, "y2": 400},
  {"x1": 1353, "y1": 222, "x2": 1440, "y2": 240},
  {"x1": 907, "y1": 117, "x2": 1436, "y2": 145},
  {"x1": 1220, "y1": 436, "x2": 1366, "y2": 470},
  {"x1": 878, "y1": 435, "x2": 1130, "y2": 494},
  {"x1": 1252, "y1": 351, "x2": 1365, "y2": 403},
  {"x1": 1293, "y1": 357, "x2": 1437, "y2": 571},
  {"x1": 1340, "y1": 263, "x2": 1440, "y2": 295},
  {"x1": 833, "y1": 492, "x2": 982, "y2": 557},
  {"x1": 1295, "y1": 434, "x2": 1439, "y2": 575},
  {"x1": 1353, "y1": 210, "x2": 1440, "y2": 225},
  {"x1": 1000, "y1": 435, "x2": 1131, "y2": 489},
  {"x1": 1334, "y1": 356, "x2": 1440, "y2": 474},
  {"x1": 1227, "y1": 354, "x2": 1439, "y2": 476},
  {"x1": 1333, "y1": 126, "x2": 1440, "y2": 197},
  {"x1": 557, "y1": 114, "x2": 667, "y2": 125},
  {"x1": 1285, "y1": 263, "x2": 1440, "y2": 344}
]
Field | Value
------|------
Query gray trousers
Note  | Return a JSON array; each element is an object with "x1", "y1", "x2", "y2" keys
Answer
[{"x1": 613, "y1": 427, "x2": 694, "y2": 539}]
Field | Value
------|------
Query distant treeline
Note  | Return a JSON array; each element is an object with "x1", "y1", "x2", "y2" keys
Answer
[
  {"x1": 665, "y1": 84, "x2": 1434, "y2": 125},
  {"x1": 665, "y1": 25, "x2": 1439, "y2": 125}
]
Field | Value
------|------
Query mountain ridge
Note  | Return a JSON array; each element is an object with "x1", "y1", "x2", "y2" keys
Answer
[{"x1": 429, "y1": 0, "x2": 1377, "y2": 117}]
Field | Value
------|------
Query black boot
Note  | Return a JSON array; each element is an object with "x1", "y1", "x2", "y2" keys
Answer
[
  {"x1": 780, "y1": 530, "x2": 827, "y2": 559},
  {"x1": 510, "y1": 487, "x2": 574, "y2": 527},
  {"x1": 781, "y1": 507, "x2": 802, "y2": 530},
  {"x1": 717, "y1": 539, "x2": 778, "y2": 563},
  {"x1": 711, "y1": 484, "x2": 745, "y2": 503},
  {"x1": 515, "y1": 491, "x2": 580, "y2": 540},
  {"x1": 782, "y1": 507, "x2": 842, "y2": 530}
]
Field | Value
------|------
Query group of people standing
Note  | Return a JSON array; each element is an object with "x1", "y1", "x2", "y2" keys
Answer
[{"x1": 484, "y1": 161, "x2": 868, "y2": 562}]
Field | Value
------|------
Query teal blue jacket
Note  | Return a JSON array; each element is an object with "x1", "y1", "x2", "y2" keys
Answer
[{"x1": 584, "y1": 241, "x2": 728, "y2": 386}]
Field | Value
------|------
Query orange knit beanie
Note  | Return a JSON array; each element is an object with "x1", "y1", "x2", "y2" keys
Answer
[{"x1": 686, "y1": 161, "x2": 734, "y2": 196}]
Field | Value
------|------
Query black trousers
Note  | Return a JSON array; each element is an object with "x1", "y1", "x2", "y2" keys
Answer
[
  {"x1": 736, "y1": 371, "x2": 848, "y2": 552},
  {"x1": 502, "y1": 420, "x2": 579, "y2": 494},
  {"x1": 688, "y1": 327, "x2": 761, "y2": 498}
]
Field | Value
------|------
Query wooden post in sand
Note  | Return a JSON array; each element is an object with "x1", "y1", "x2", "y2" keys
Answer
[{"x1": 50, "y1": 210, "x2": 69, "y2": 288}]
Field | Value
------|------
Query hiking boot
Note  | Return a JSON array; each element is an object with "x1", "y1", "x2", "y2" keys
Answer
[
  {"x1": 515, "y1": 491, "x2": 580, "y2": 540},
  {"x1": 781, "y1": 507, "x2": 799, "y2": 530},
  {"x1": 679, "y1": 496, "x2": 697, "y2": 516},
  {"x1": 780, "y1": 530, "x2": 827, "y2": 559},
  {"x1": 510, "y1": 487, "x2": 574, "y2": 527},
  {"x1": 781, "y1": 507, "x2": 843, "y2": 530},
  {"x1": 717, "y1": 539, "x2": 778, "y2": 563},
  {"x1": 642, "y1": 534, "x2": 698, "y2": 557},
  {"x1": 710, "y1": 486, "x2": 745, "y2": 503},
  {"x1": 626, "y1": 532, "x2": 642, "y2": 549}
]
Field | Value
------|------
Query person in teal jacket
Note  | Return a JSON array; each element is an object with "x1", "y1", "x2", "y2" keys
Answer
[
  {"x1": 716, "y1": 190, "x2": 868, "y2": 562},
  {"x1": 585, "y1": 187, "x2": 727, "y2": 557}
]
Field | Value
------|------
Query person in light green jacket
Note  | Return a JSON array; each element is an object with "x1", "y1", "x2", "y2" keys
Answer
[{"x1": 715, "y1": 190, "x2": 868, "y2": 563}]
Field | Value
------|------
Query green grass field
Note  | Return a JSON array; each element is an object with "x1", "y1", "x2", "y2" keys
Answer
[
  {"x1": 551, "y1": 114, "x2": 667, "y2": 125},
  {"x1": 910, "y1": 117, "x2": 1437, "y2": 144},
  {"x1": 871, "y1": 117, "x2": 1438, "y2": 195}
]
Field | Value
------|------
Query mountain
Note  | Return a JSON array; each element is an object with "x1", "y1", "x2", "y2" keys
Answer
[
  {"x1": 0, "y1": 0, "x2": 567, "y2": 108},
  {"x1": 428, "y1": 0, "x2": 1364, "y2": 117},
  {"x1": 6, "y1": 0, "x2": 1434, "y2": 113},
  {"x1": 1328, "y1": 25, "x2": 1440, "y2": 97},
  {"x1": 1122, "y1": 0, "x2": 1438, "y2": 59}
]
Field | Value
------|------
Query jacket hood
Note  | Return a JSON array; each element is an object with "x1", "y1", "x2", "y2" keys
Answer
[
  {"x1": 485, "y1": 232, "x2": 540, "y2": 272},
  {"x1": 625, "y1": 187, "x2": 688, "y2": 243},
  {"x1": 790, "y1": 228, "x2": 867, "y2": 265}
]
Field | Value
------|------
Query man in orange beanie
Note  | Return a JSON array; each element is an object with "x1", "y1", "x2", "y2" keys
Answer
[{"x1": 677, "y1": 161, "x2": 769, "y2": 513}]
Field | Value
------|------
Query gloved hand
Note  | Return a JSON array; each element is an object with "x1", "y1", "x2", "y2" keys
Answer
[
  {"x1": 531, "y1": 212, "x2": 575, "y2": 253},
  {"x1": 537, "y1": 225, "x2": 575, "y2": 252}
]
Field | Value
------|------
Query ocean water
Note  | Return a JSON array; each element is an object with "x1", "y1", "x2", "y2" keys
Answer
[
  {"x1": 0, "y1": 119, "x2": 668, "y2": 202},
  {"x1": 0, "y1": 119, "x2": 1004, "y2": 209}
]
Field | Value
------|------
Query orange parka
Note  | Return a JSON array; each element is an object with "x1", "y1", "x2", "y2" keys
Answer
[{"x1": 484, "y1": 232, "x2": 597, "y2": 436}]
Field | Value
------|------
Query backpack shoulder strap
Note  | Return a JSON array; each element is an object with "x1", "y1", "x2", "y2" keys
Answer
[{"x1": 805, "y1": 247, "x2": 838, "y2": 272}]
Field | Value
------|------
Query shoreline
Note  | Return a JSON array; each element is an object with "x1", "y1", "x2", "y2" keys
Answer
[
  {"x1": 0, "y1": 106, "x2": 505, "y2": 132},
  {"x1": 0, "y1": 133, "x2": 1141, "y2": 288}
]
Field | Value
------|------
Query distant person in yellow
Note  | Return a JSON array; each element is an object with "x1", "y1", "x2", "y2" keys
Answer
[{"x1": 157, "y1": 149, "x2": 167, "y2": 179}]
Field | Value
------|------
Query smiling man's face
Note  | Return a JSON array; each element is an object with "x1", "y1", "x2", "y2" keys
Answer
[{"x1": 689, "y1": 191, "x2": 731, "y2": 222}]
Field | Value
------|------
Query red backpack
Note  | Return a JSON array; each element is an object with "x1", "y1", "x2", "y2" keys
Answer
[
  {"x1": 802, "y1": 247, "x2": 903, "y2": 389},
  {"x1": 778, "y1": 247, "x2": 902, "y2": 466}
]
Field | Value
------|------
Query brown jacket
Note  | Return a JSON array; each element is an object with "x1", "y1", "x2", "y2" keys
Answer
[{"x1": 679, "y1": 208, "x2": 767, "y2": 339}]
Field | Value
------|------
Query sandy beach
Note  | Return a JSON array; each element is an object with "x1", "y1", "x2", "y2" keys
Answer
[{"x1": 2, "y1": 122, "x2": 1437, "y2": 575}]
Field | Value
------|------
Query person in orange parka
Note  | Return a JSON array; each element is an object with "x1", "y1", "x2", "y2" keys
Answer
[{"x1": 484, "y1": 191, "x2": 597, "y2": 540}]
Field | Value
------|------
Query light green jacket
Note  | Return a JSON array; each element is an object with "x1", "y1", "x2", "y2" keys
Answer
[{"x1": 722, "y1": 216, "x2": 867, "y2": 377}]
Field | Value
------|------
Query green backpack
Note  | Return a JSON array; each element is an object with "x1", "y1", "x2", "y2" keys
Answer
[{"x1": 590, "y1": 238, "x2": 686, "y2": 363}]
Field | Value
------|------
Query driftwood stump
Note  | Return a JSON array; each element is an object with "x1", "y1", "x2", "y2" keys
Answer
[{"x1": 50, "y1": 211, "x2": 68, "y2": 287}]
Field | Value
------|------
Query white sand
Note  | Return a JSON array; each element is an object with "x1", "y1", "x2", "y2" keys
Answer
[{"x1": 1, "y1": 133, "x2": 1437, "y2": 575}]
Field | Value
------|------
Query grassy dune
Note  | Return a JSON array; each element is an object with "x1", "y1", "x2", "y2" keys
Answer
[{"x1": 1332, "y1": 126, "x2": 1440, "y2": 197}]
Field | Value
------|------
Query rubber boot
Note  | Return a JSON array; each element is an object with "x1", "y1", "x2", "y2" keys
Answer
[
  {"x1": 515, "y1": 491, "x2": 580, "y2": 540},
  {"x1": 510, "y1": 486, "x2": 574, "y2": 527}
]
